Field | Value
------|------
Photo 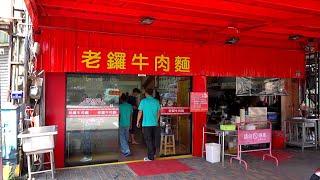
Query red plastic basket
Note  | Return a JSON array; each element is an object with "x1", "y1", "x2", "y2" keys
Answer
[{"x1": 272, "y1": 130, "x2": 285, "y2": 149}]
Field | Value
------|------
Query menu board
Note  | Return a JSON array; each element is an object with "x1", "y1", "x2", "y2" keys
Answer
[{"x1": 190, "y1": 92, "x2": 208, "y2": 112}]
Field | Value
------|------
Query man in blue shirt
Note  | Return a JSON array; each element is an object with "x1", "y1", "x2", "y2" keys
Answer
[
  {"x1": 137, "y1": 89, "x2": 161, "y2": 161},
  {"x1": 119, "y1": 94, "x2": 133, "y2": 157}
]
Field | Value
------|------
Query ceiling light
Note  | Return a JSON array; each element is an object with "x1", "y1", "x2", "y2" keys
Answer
[
  {"x1": 288, "y1": 34, "x2": 302, "y2": 40},
  {"x1": 140, "y1": 17, "x2": 155, "y2": 25},
  {"x1": 225, "y1": 37, "x2": 239, "y2": 45},
  {"x1": 227, "y1": 26, "x2": 240, "y2": 34}
]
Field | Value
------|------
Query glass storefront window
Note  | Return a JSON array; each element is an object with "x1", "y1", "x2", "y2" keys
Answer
[
  {"x1": 158, "y1": 77, "x2": 192, "y2": 155},
  {"x1": 65, "y1": 74, "x2": 120, "y2": 166},
  {"x1": 65, "y1": 74, "x2": 192, "y2": 165}
]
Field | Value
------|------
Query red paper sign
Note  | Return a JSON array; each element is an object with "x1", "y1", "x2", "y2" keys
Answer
[
  {"x1": 190, "y1": 92, "x2": 208, "y2": 112},
  {"x1": 66, "y1": 107, "x2": 119, "y2": 118},
  {"x1": 160, "y1": 107, "x2": 191, "y2": 115},
  {"x1": 238, "y1": 129, "x2": 271, "y2": 145}
]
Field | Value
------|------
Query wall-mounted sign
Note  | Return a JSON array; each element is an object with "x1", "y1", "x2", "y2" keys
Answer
[
  {"x1": 190, "y1": 92, "x2": 208, "y2": 112},
  {"x1": 160, "y1": 107, "x2": 190, "y2": 115},
  {"x1": 66, "y1": 106, "x2": 119, "y2": 118},
  {"x1": 66, "y1": 106, "x2": 119, "y2": 131},
  {"x1": 77, "y1": 48, "x2": 193, "y2": 75},
  {"x1": 11, "y1": 91, "x2": 23, "y2": 99}
]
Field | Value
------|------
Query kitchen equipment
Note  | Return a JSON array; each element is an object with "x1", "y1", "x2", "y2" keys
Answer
[
  {"x1": 18, "y1": 126, "x2": 57, "y2": 179},
  {"x1": 240, "y1": 109, "x2": 245, "y2": 123},
  {"x1": 235, "y1": 116, "x2": 241, "y2": 124},
  {"x1": 165, "y1": 124, "x2": 172, "y2": 134},
  {"x1": 220, "y1": 124, "x2": 236, "y2": 131},
  {"x1": 160, "y1": 116, "x2": 172, "y2": 134},
  {"x1": 18, "y1": 126, "x2": 57, "y2": 152},
  {"x1": 244, "y1": 124, "x2": 256, "y2": 130}
]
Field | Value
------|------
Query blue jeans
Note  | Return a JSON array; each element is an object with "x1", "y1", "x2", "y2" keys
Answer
[
  {"x1": 119, "y1": 127, "x2": 130, "y2": 154},
  {"x1": 82, "y1": 130, "x2": 91, "y2": 156}
]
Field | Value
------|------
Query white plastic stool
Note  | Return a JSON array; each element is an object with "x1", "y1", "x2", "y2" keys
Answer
[{"x1": 26, "y1": 149, "x2": 55, "y2": 179}]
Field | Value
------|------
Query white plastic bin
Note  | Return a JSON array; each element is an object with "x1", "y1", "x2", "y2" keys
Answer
[{"x1": 205, "y1": 143, "x2": 221, "y2": 163}]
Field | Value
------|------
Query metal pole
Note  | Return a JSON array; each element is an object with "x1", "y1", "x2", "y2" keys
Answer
[
  {"x1": 315, "y1": 52, "x2": 320, "y2": 118},
  {"x1": 0, "y1": 58, "x2": 3, "y2": 180}
]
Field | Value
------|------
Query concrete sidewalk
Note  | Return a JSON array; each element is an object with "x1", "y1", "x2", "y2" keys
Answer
[{"x1": 34, "y1": 149, "x2": 319, "y2": 180}]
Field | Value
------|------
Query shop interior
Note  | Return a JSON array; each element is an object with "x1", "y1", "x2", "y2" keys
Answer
[
  {"x1": 206, "y1": 77, "x2": 283, "y2": 154},
  {"x1": 207, "y1": 77, "x2": 282, "y2": 128},
  {"x1": 65, "y1": 74, "x2": 192, "y2": 166}
]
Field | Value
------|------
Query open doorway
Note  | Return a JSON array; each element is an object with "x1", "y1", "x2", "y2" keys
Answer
[{"x1": 65, "y1": 74, "x2": 192, "y2": 166}]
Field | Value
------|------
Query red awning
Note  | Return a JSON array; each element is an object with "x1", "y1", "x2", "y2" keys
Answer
[
  {"x1": 25, "y1": 0, "x2": 320, "y2": 50},
  {"x1": 25, "y1": 0, "x2": 315, "y2": 78}
]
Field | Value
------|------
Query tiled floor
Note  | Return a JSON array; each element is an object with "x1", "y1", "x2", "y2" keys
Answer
[{"x1": 34, "y1": 149, "x2": 319, "y2": 180}]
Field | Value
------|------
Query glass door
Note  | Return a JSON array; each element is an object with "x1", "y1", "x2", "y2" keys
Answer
[
  {"x1": 65, "y1": 74, "x2": 120, "y2": 166},
  {"x1": 158, "y1": 76, "x2": 192, "y2": 155}
]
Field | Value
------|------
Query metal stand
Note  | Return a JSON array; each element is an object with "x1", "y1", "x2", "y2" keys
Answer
[
  {"x1": 202, "y1": 126, "x2": 236, "y2": 166},
  {"x1": 26, "y1": 149, "x2": 55, "y2": 179},
  {"x1": 285, "y1": 118, "x2": 318, "y2": 151},
  {"x1": 305, "y1": 52, "x2": 320, "y2": 120},
  {"x1": 230, "y1": 121, "x2": 278, "y2": 170}
]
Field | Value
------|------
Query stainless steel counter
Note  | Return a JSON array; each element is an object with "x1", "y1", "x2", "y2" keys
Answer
[{"x1": 285, "y1": 117, "x2": 319, "y2": 151}]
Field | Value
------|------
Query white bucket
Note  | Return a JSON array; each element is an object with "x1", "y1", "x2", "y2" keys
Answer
[
  {"x1": 245, "y1": 124, "x2": 256, "y2": 130},
  {"x1": 205, "y1": 143, "x2": 221, "y2": 163}
]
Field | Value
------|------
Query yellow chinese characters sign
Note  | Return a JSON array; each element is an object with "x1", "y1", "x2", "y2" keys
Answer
[
  {"x1": 131, "y1": 53, "x2": 149, "y2": 71},
  {"x1": 80, "y1": 49, "x2": 191, "y2": 73},
  {"x1": 175, "y1": 56, "x2": 190, "y2": 72},
  {"x1": 107, "y1": 52, "x2": 126, "y2": 70},
  {"x1": 81, "y1": 50, "x2": 101, "y2": 69},
  {"x1": 155, "y1": 54, "x2": 170, "y2": 72}
]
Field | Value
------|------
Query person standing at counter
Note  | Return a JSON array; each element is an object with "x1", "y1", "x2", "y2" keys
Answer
[
  {"x1": 137, "y1": 89, "x2": 161, "y2": 161},
  {"x1": 119, "y1": 94, "x2": 133, "y2": 157},
  {"x1": 128, "y1": 88, "x2": 141, "y2": 144}
]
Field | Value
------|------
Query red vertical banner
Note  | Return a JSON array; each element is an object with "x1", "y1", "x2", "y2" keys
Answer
[{"x1": 190, "y1": 92, "x2": 208, "y2": 112}]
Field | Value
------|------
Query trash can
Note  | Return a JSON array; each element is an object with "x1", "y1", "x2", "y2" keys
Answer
[{"x1": 205, "y1": 143, "x2": 221, "y2": 163}]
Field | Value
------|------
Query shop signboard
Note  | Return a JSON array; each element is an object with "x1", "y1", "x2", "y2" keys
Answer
[
  {"x1": 190, "y1": 92, "x2": 208, "y2": 112},
  {"x1": 66, "y1": 106, "x2": 119, "y2": 131},
  {"x1": 66, "y1": 107, "x2": 119, "y2": 118},
  {"x1": 77, "y1": 48, "x2": 194, "y2": 76},
  {"x1": 160, "y1": 107, "x2": 190, "y2": 115},
  {"x1": 238, "y1": 129, "x2": 271, "y2": 145}
]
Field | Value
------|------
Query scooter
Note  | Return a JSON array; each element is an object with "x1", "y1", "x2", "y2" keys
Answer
[{"x1": 310, "y1": 168, "x2": 320, "y2": 180}]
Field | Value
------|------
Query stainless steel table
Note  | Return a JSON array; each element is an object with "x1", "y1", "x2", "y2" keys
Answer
[
  {"x1": 202, "y1": 125, "x2": 237, "y2": 166},
  {"x1": 285, "y1": 117, "x2": 319, "y2": 151}
]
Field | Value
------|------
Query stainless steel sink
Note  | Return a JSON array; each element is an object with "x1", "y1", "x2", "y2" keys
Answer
[
  {"x1": 18, "y1": 125, "x2": 58, "y2": 152},
  {"x1": 18, "y1": 125, "x2": 57, "y2": 138}
]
